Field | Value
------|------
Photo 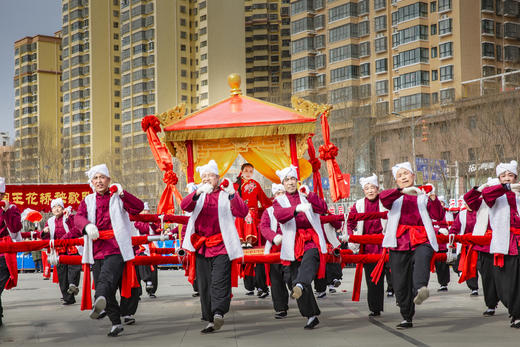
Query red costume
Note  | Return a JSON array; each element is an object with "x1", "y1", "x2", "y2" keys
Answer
[{"x1": 234, "y1": 179, "x2": 272, "y2": 245}]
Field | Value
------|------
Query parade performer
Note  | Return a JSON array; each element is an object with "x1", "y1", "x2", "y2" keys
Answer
[
  {"x1": 181, "y1": 160, "x2": 248, "y2": 334},
  {"x1": 380, "y1": 162, "x2": 445, "y2": 329},
  {"x1": 234, "y1": 162, "x2": 272, "y2": 248},
  {"x1": 434, "y1": 196, "x2": 452, "y2": 292},
  {"x1": 272, "y1": 165, "x2": 340, "y2": 329},
  {"x1": 260, "y1": 183, "x2": 289, "y2": 318},
  {"x1": 133, "y1": 202, "x2": 159, "y2": 298},
  {"x1": 462, "y1": 178, "x2": 500, "y2": 315},
  {"x1": 0, "y1": 177, "x2": 22, "y2": 327},
  {"x1": 481, "y1": 160, "x2": 520, "y2": 328},
  {"x1": 41, "y1": 198, "x2": 81, "y2": 305},
  {"x1": 74, "y1": 164, "x2": 144, "y2": 337},
  {"x1": 347, "y1": 173, "x2": 388, "y2": 317}
]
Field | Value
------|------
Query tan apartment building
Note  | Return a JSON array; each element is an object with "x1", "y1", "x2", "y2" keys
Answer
[
  {"x1": 13, "y1": 34, "x2": 62, "y2": 183},
  {"x1": 60, "y1": 0, "x2": 122, "y2": 182},
  {"x1": 245, "y1": 0, "x2": 292, "y2": 104},
  {"x1": 290, "y1": 0, "x2": 520, "y2": 198},
  {"x1": 119, "y1": 0, "x2": 245, "y2": 203}
]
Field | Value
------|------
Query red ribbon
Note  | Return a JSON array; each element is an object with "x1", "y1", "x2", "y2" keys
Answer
[
  {"x1": 80, "y1": 263, "x2": 92, "y2": 310},
  {"x1": 1, "y1": 237, "x2": 18, "y2": 289},
  {"x1": 458, "y1": 244, "x2": 478, "y2": 283},
  {"x1": 121, "y1": 261, "x2": 140, "y2": 298},
  {"x1": 370, "y1": 248, "x2": 388, "y2": 284},
  {"x1": 52, "y1": 265, "x2": 59, "y2": 283},
  {"x1": 307, "y1": 135, "x2": 324, "y2": 199}
]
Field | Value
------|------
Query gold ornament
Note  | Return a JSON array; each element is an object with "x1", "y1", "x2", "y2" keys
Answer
[{"x1": 291, "y1": 96, "x2": 332, "y2": 118}]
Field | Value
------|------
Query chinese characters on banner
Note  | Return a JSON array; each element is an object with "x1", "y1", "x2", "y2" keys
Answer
[{"x1": 4, "y1": 184, "x2": 92, "y2": 212}]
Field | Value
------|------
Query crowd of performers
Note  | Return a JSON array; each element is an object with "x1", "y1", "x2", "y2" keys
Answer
[{"x1": 1, "y1": 157, "x2": 520, "y2": 336}]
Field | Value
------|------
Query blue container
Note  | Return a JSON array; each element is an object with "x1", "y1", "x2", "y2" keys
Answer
[{"x1": 17, "y1": 253, "x2": 35, "y2": 271}]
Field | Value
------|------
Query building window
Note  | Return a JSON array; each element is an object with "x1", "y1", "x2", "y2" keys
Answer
[
  {"x1": 330, "y1": 66, "x2": 359, "y2": 83},
  {"x1": 360, "y1": 63, "x2": 370, "y2": 77},
  {"x1": 391, "y1": 2, "x2": 428, "y2": 26},
  {"x1": 482, "y1": 19, "x2": 494, "y2": 35},
  {"x1": 431, "y1": 24, "x2": 437, "y2": 35},
  {"x1": 439, "y1": 42, "x2": 453, "y2": 58},
  {"x1": 328, "y1": 2, "x2": 357, "y2": 23},
  {"x1": 393, "y1": 93, "x2": 430, "y2": 112},
  {"x1": 393, "y1": 70, "x2": 429, "y2": 91},
  {"x1": 440, "y1": 65, "x2": 454, "y2": 81},
  {"x1": 505, "y1": 46, "x2": 520, "y2": 62},
  {"x1": 392, "y1": 47, "x2": 429, "y2": 68},
  {"x1": 375, "y1": 36, "x2": 387, "y2": 53},
  {"x1": 376, "y1": 80, "x2": 388, "y2": 96},
  {"x1": 432, "y1": 70, "x2": 438, "y2": 81},
  {"x1": 431, "y1": 1, "x2": 437, "y2": 12},
  {"x1": 293, "y1": 76, "x2": 315, "y2": 92},
  {"x1": 292, "y1": 37, "x2": 314, "y2": 53},
  {"x1": 438, "y1": 0, "x2": 451, "y2": 12},
  {"x1": 375, "y1": 58, "x2": 387, "y2": 73},
  {"x1": 483, "y1": 65, "x2": 496, "y2": 76},
  {"x1": 439, "y1": 18, "x2": 452, "y2": 35},
  {"x1": 374, "y1": 15, "x2": 387, "y2": 32},
  {"x1": 431, "y1": 47, "x2": 438, "y2": 58},
  {"x1": 358, "y1": 0, "x2": 369, "y2": 15},
  {"x1": 359, "y1": 41, "x2": 370, "y2": 57},
  {"x1": 392, "y1": 25, "x2": 428, "y2": 48},
  {"x1": 482, "y1": 42, "x2": 495, "y2": 58},
  {"x1": 374, "y1": 0, "x2": 386, "y2": 11},
  {"x1": 329, "y1": 44, "x2": 359, "y2": 63},
  {"x1": 432, "y1": 92, "x2": 439, "y2": 104},
  {"x1": 291, "y1": 17, "x2": 314, "y2": 34},
  {"x1": 468, "y1": 147, "x2": 477, "y2": 161}
]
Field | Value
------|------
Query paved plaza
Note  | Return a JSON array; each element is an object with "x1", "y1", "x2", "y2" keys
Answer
[{"x1": 1, "y1": 267, "x2": 519, "y2": 346}]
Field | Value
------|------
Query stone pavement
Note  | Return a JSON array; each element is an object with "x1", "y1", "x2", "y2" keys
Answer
[{"x1": 1, "y1": 268, "x2": 519, "y2": 346}]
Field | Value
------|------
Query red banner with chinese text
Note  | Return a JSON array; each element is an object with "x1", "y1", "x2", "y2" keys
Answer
[{"x1": 4, "y1": 184, "x2": 91, "y2": 212}]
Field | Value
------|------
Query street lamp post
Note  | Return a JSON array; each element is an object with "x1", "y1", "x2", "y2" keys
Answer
[{"x1": 392, "y1": 111, "x2": 420, "y2": 172}]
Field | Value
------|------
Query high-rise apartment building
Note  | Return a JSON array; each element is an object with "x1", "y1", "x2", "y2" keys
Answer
[
  {"x1": 290, "y1": 0, "x2": 520, "y2": 176},
  {"x1": 60, "y1": 0, "x2": 122, "y2": 182},
  {"x1": 0, "y1": 132, "x2": 15, "y2": 183},
  {"x1": 13, "y1": 34, "x2": 62, "y2": 183},
  {"x1": 119, "y1": 0, "x2": 245, "y2": 201},
  {"x1": 245, "y1": 0, "x2": 292, "y2": 104}
]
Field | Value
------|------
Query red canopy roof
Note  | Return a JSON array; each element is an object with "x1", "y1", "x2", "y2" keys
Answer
[{"x1": 164, "y1": 95, "x2": 317, "y2": 141}]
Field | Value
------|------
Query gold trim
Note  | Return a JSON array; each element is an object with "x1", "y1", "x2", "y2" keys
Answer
[
  {"x1": 295, "y1": 134, "x2": 308, "y2": 158},
  {"x1": 164, "y1": 123, "x2": 317, "y2": 142},
  {"x1": 157, "y1": 103, "x2": 187, "y2": 127},
  {"x1": 172, "y1": 141, "x2": 188, "y2": 172},
  {"x1": 291, "y1": 96, "x2": 333, "y2": 118}
]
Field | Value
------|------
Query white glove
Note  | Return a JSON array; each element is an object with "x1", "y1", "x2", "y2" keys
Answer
[
  {"x1": 510, "y1": 183, "x2": 520, "y2": 193},
  {"x1": 196, "y1": 183, "x2": 214, "y2": 195},
  {"x1": 221, "y1": 178, "x2": 235, "y2": 195},
  {"x1": 85, "y1": 223, "x2": 99, "y2": 240},
  {"x1": 187, "y1": 182, "x2": 198, "y2": 194},
  {"x1": 295, "y1": 203, "x2": 312, "y2": 213},
  {"x1": 299, "y1": 184, "x2": 310, "y2": 197},
  {"x1": 273, "y1": 234, "x2": 283, "y2": 246},
  {"x1": 477, "y1": 182, "x2": 489, "y2": 193},
  {"x1": 110, "y1": 183, "x2": 124, "y2": 196},
  {"x1": 401, "y1": 187, "x2": 422, "y2": 196},
  {"x1": 438, "y1": 228, "x2": 449, "y2": 236},
  {"x1": 339, "y1": 234, "x2": 349, "y2": 243}
]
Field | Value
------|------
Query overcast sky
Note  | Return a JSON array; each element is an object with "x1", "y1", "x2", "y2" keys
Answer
[{"x1": 0, "y1": 0, "x2": 61, "y2": 143}]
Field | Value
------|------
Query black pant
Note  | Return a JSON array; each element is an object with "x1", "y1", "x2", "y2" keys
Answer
[
  {"x1": 137, "y1": 264, "x2": 152, "y2": 283},
  {"x1": 435, "y1": 254, "x2": 450, "y2": 287},
  {"x1": 478, "y1": 252, "x2": 499, "y2": 309},
  {"x1": 196, "y1": 254, "x2": 231, "y2": 322},
  {"x1": 57, "y1": 263, "x2": 81, "y2": 303},
  {"x1": 92, "y1": 254, "x2": 125, "y2": 325},
  {"x1": 244, "y1": 264, "x2": 268, "y2": 292},
  {"x1": 0, "y1": 257, "x2": 10, "y2": 319},
  {"x1": 453, "y1": 254, "x2": 479, "y2": 291},
  {"x1": 385, "y1": 262, "x2": 393, "y2": 292},
  {"x1": 364, "y1": 262, "x2": 385, "y2": 313},
  {"x1": 389, "y1": 244, "x2": 433, "y2": 322},
  {"x1": 149, "y1": 265, "x2": 158, "y2": 294},
  {"x1": 269, "y1": 263, "x2": 290, "y2": 312},
  {"x1": 314, "y1": 262, "x2": 342, "y2": 293},
  {"x1": 120, "y1": 265, "x2": 142, "y2": 317},
  {"x1": 493, "y1": 252, "x2": 520, "y2": 319},
  {"x1": 289, "y1": 248, "x2": 321, "y2": 318}
]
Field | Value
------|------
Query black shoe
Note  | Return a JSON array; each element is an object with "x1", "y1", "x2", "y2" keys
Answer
[
  {"x1": 437, "y1": 286, "x2": 448, "y2": 292},
  {"x1": 274, "y1": 311, "x2": 288, "y2": 319},
  {"x1": 245, "y1": 291, "x2": 255, "y2": 296},
  {"x1": 304, "y1": 317, "x2": 320, "y2": 330},
  {"x1": 483, "y1": 309, "x2": 495, "y2": 317},
  {"x1": 0, "y1": 316, "x2": 3, "y2": 327},
  {"x1": 201, "y1": 326, "x2": 215, "y2": 334},
  {"x1": 511, "y1": 320, "x2": 520, "y2": 328},
  {"x1": 396, "y1": 321, "x2": 413, "y2": 329},
  {"x1": 369, "y1": 312, "x2": 381, "y2": 317},
  {"x1": 97, "y1": 310, "x2": 107, "y2": 320},
  {"x1": 192, "y1": 292, "x2": 200, "y2": 297},
  {"x1": 470, "y1": 290, "x2": 479, "y2": 296},
  {"x1": 259, "y1": 291, "x2": 269, "y2": 299},
  {"x1": 316, "y1": 291, "x2": 326, "y2": 299},
  {"x1": 149, "y1": 293, "x2": 157, "y2": 299},
  {"x1": 62, "y1": 301, "x2": 75, "y2": 305},
  {"x1": 123, "y1": 316, "x2": 136, "y2": 325},
  {"x1": 107, "y1": 325, "x2": 124, "y2": 337},
  {"x1": 387, "y1": 291, "x2": 394, "y2": 297}
]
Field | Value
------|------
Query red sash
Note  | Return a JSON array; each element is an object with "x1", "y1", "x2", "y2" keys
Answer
[
  {"x1": 494, "y1": 227, "x2": 520, "y2": 267},
  {"x1": 458, "y1": 230, "x2": 492, "y2": 282},
  {"x1": 0, "y1": 236, "x2": 18, "y2": 290},
  {"x1": 396, "y1": 225, "x2": 428, "y2": 246},
  {"x1": 186, "y1": 233, "x2": 225, "y2": 285},
  {"x1": 294, "y1": 229, "x2": 326, "y2": 279}
]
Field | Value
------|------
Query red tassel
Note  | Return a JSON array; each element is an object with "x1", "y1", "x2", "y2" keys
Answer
[
  {"x1": 264, "y1": 264, "x2": 271, "y2": 286},
  {"x1": 430, "y1": 253, "x2": 437, "y2": 273},
  {"x1": 494, "y1": 253, "x2": 504, "y2": 267},
  {"x1": 121, "y1": 261, "x2": 137, "y2": 298},
  {"x1": 458, "y1": 245, "x2": 478, "y2": 283},
  {"x1": 231, "y1": 259, "x2": 240, "y2": 288},
  {"x1": 80, "y1": 263, "x2": 92, "y2": 311},
  {"x1": 370, "y1": 248, "x2": 387, "y2": 284},
  {"x1": 351, "y1": 263, "x2": 363, "y2": 301},
  {"x1": 52, "y1": 265, "x2": 59, "y2": 283}
]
